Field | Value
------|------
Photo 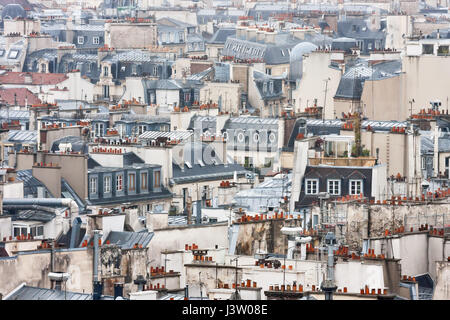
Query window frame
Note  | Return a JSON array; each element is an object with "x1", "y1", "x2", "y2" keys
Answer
[
  {"x1": 89, "y1": 176, "x2": 98, "y2": 194},
  {"x1": 116, "y1": 174, "x2": 123, "y2": 192},
  {"x1": 104, "y1": 175, "x2": 111, "y2": 193},
  {"x1": 305, "y1": 178, "x2": 319, "y2": 195},
  {"x1": 128, "y1": 172, "x2": 136, "y2": 192},
  {"x1": 141, "y1": 171, "x2": 148, "y2": 191},
  {"x1": 153, "y1": 170, "x2": 161, "y2": 188},
  {"x1": 327, "y1": 179, "x2": 341, "y2": 195},
  {"x1": 349, "y1": 179, "x2": 363, "y2": 195}
]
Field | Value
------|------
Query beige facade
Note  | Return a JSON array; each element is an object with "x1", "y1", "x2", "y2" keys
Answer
[
  {"x1": 292, "y1": 51, "x2": 342, "y2": 119},
  {"x1": 105, "y1": 22, "x2": 157, "y2": 49},
  {"x1": 200, "y1": 82, "x2": 243, "y2": 115}
]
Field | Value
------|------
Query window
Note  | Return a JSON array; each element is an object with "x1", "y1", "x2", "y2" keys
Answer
[
  {"x1": 104, "y1": 176, "x2": 111, "y2": 193},
  {"x1": 89, "y1": 177, "x2": 97, "y2": 194},
  {"x1": 421, "y1": 157, "x2": 426, "y2": 170},
  {"x1": 78, "y1": 36, "x2": 84, "y2": 44},
  {"x1": 128, "y1": 173, "x2": 136, "y2": 191},
  {"x1": 153, "y1": 66, "x2": 158, "y2": 75},
  {"x1": 349, "y1": 179, "x2": 363, "y2": 195},
  {"x1": 154, "y1": 171, "x2": 160, "y2": 188},
  {"x1": 438, "y1": 45, "x2": 449, "y2": 56},
  {"x1": 93, "y1": 36, "x2": 100, "y2": 44},
  {"x1": 184, "y1": 92, "x2": 190, "y2": 102},
  {"x1": 138, "y1": 125, "x2": 146, "y2": 135},
  {"x1": 327, "y1": 179, "x2": 341, "y2": 195},
  {"x1": 422, "y1": 44, "x2": 434, "y2": 55},
  {"x1": 305, "y1": 179, "x2": 319, "y2": 195},
  {"x1": 269, "y1": 81, "x2": 274, "y2": 93},
  {"x1": 265, "y1": 68, "x2": 271, "y2": 75},
  {"x1": 116, "y1": 174, "x2": 123, "y2": 192},
  {"x1": 13, "y1": 226, "x2": 27, "y2": 237},
  {"x1": 8, "y1": 49, "x2": 19, "y2": 59},
  {"x1": 95, "y1": 123, "x2": 104, "y2": 137},
  {"x1": 103, "y1": 66, "x2": 109, "y2": 76},
  {"x1": 131, "y1": 64, "x2": 137, "y2": 74},
  {"x1": 141, "y1": 172, "x2": 148, "y2": 190},
  {"x1": 31, "y1": 225, "x2": 44, "y2": 237},
  {"x1": 103, "y1": 85, "x2": 109, "y2": 98},
  {"x1": 41, "y1": 63, "x2": 46, "y2": 73},
  {"x1": 263, "y1": 82, "x2": 267, "y2": 93}
]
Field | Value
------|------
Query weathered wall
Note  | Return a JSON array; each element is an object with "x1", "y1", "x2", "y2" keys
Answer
[
  {"x1": 0, "y1": 248, "x2": 93, "y2": 297},
  {"x1": 148, "y1": 223, "x2": 229, "y2": 266},
  {"x1": 234, "y1": 219, "x2": 288, "y2": 256},
  {"x1": 433, "y1": 261, "x2": 450, "y2": 300},
  {"x1": 316, "y1": 202, "x2": 450, "y2": 251}
]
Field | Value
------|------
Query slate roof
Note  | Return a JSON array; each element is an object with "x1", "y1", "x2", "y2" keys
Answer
[
  {"x1": 10, "y1": 208, "x2": 56, "y2": 223},
  {"x1": 86, "y1": 188, "x2": 173, "y2": 206},
  {"x1": 5, "y1": 285, "x2": 93, "y2": 300},
  {"x1": 172, "y1": 162, "x2": 248, "y2": 184},
  {"x1": 222, "y1": 37, "x2": 297, "y2": 65},
  {"x1": 334, "y1": 76, "x2": 364, "y2": 100},
  {"x1": 104, "y1": 231, "x2": 154, "y2": 250},
  {"x1": 88, "y1": 157, "x2": 101, "y2": 169},
  {"x1": 223, "y1": 116, "x2": 279, "y2": 130},
  {"x1": 420, "y1": 132, "x2": 450, "y2": 153},
  {"x1": 6, "y1": 130, "x2": 37, "y2": 144},
  {"x1": 51, "y1": 136, "x2": 89, "y2": 154},
  {"x1": 208, "y1": 28, "x2": 236, "y2": 44},
  {"x1": 16, "y1": 169, "x2": 53, "y2": 198},
  {"x1": 296, "y1": 165, "x2": 374, "y2": 208},
  {"x1": 123, "y1": 152, "x2": 145, "y2": 166},
  {"x1": 139, "y1": 130, "x2": 193, "y2": 141}
]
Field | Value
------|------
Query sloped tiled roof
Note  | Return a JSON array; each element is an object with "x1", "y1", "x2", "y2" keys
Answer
[{"x1": 0, "y1": 88, "x2": 41, "y2": 106}]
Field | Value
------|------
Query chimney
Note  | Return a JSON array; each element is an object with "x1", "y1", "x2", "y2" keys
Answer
[
  {"x1": 93, "y1": 280, "x2": 103, "y2": 300},
  {"x1": 114, "y1": 283, "x2": 124, "y2": 299}
]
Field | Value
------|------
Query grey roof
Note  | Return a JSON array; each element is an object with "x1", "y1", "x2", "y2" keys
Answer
[
  {"x1": 123, "y1": 152, "x2": 145, "y2": 166},
  {"x1": 421, "y1": 133, "x2": 450, "y2": 153},
  {"x1": 104, "y1": 231, "x2": 154, "y2": 250},
  {"x1": 224, "y1": 116, "x2": 279, "y2": 130},
  {"x1": 103, "y1": 50, "x2": 167, "y2": 63},
  {"x1": 222, "y1": 37, "x2": 297, "y2": 65},
  {"x1": 6, "y1": 130, "x2": 37, "y2": 144},
  {"x1": 5, "y1": 285, "x2": 93, "y2": 300},
  {"x1": 334, "y1": 76, "x2": 364, "y2": 100},
  {"x1": 208, "y1": 28, "x2": 236, "y2": 44},
  {"x1": 139, "y1": 130, "x2": 193, "y2": 141},
  {"x1": 172, "y1": 162, "x2": 248, "y2": 184},
  {"x1": 11, "y1": 209, "x2": 56, "y2": 223},
  {"x1": 0, "y1": 110, "x2": 29, "y2": 120},
  {"x1": 16, "y1": 170, "x2": 53, "y2": 198},
  {"x1": 51, "y1": 136, "x2": 88, "y2": 154}
]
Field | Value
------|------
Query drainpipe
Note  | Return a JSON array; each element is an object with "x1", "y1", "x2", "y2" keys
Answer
[
  {"x1": 93, "y1": 230, "x2": 101, "y2": 283},
  {"x1": 92, "y1": 230, "x2": 103, "y2": 300}
]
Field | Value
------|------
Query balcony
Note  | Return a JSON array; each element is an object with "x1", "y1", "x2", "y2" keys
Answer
[{"x1": 308, "y1": 157, "x2": 377, "y2": 167}]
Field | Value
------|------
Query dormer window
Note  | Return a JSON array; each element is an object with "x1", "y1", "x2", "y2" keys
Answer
[
  {"x1": 78, "y1": 36, "x2": 84, "y2": 44},
  {"x1": 103, "y1": 66, "x2": 109, "y2": 77},
  {"x1": 269, "y1": 81, "x2": 274, "y2": 93},
  {"x1": 154, "y1": 171, "x2": 160, "y2": 188},
  {"x1": 93, "y1": 36, "x2": 100, "y2": 45},
  {"x1": 263, "y1": 82, "x2": 267, "y2": 93}
]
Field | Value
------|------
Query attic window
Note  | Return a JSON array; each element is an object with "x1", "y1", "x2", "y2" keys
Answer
[
  {"x1": 0, "y1": 49, "x2": 5, "y2": 57},
  {"x1": 77, "y1": 36, "x2": 84, "y2": 44},
  {"x1": 8, "y1": 49, "x2": 19, "y2": 59},
  {"x1": 93, "y1": 36, "x2": 100, "y2": 45}
]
